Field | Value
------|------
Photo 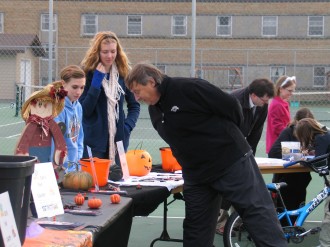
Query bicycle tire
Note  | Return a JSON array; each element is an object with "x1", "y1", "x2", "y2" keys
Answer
[{"x1": 223, "y1": 212, "x2": 256, "y2": 247}]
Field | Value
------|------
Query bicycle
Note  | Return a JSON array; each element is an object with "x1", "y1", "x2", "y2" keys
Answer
[{"x1": 223, "y1": 153, "x2": 330, "y2": 247}]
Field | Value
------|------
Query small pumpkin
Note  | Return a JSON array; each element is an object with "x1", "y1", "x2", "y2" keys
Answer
[
  {"x1": 74, "y1": 193, "x2": 85, "y2": 205},
  {"x1": 62, "y1": 171, "x2": 93, "y2": 190},
  {"x1": 88, "y1": 197, "x2": 102, "y2": 209},
  {"x1": 110, "y1": 194, "x2": 121, "y2": 204},
  {"x1": 126, "y1": 149, "x2": 152, "y2": 176}
]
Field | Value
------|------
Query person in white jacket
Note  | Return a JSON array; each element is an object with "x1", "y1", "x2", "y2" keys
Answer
[{"x1": 51, "y1": 65, "x2": 85, "y2": 173}]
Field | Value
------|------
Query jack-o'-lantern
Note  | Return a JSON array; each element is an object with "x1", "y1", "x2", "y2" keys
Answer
[{"x1": 126, "y1": 149, "x2": 152, "y2": 176}]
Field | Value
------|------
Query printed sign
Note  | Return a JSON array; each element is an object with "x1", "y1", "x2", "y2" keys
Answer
[
  {"x1": 0, "y1": 191, "x2": 21, "y2": 247},
  {"x1": 31, "y1": 162, "x2": 64, "y2": 218},
  {"x1": 116, "y1": 141, "x2": 130, "y2": 180}
]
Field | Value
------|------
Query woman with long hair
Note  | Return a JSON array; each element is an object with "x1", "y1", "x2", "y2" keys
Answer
[
  {"x1": 80, "y1": 31, "x2": 140, "y2": 181},
  {"x1": 295, "y1": 117, "x2": 330, "y2": 247},
  {"x1": 268, "y1": 108, "x2": 314, "y2": 210}
]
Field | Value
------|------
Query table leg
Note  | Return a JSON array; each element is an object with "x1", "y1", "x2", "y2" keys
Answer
[{"x1": 150, "y1": 194, "x2": 184, "y2": 247}]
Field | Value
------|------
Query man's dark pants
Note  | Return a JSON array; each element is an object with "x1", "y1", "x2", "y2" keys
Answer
[{"x1": 183, "y1": 151, "x2": 287, "y2": 247}]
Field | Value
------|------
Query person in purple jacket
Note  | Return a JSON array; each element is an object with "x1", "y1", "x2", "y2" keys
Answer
[
  {"x1": 125, "y1": 62, "x2": 287, "y2": 247},
  {"x1": 80, "y1": 31, "x2": 140, "y2": 181}
]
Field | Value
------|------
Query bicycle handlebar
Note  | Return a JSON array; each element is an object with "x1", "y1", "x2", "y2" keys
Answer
[{"x1": 283, "y1": 153, "x2": 330, "y2": 175}]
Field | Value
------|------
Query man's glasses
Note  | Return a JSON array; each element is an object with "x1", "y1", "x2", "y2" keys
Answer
[{"x1": 257, "y1": 96, "x2": 269, "y2": 104}]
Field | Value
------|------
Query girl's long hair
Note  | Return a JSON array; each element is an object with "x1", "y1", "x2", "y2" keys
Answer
[
  {"x1": 81, "y1": 31, "x2": 130, "y2": 77},
  {"x1": 295, "y1": 118, "x2": 327, "y2": 150}
]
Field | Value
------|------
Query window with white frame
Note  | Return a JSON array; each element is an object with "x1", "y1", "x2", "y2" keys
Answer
[
  {"x1": 0, "y1": 13, "x2": 4, "y2": 33},
  {"x1": 262, "y1": 16, "x2": 277, "y2": 36},
  {"x1": 41, "y1": 44, "x2": 56, "y2": 60},
  {"x1": 217, "y1": 16, "x2": 232, "y2": 36},
  {"x1": 270, "y1": 66, "x2": 286, "y2": 83},
  {"x1": 313, "y1": 66, "x2": 326, "y2": 87},
  {"x1": 81, "y1": 14, "x2": 97, "y2": 36},
  {"x1": 156, "y1": 64, "x2": 166, "y2": 74},
  {"x1": 308, "y1": 16, "x2": 324, "y2": 36},
  {"x1": 172, "y1": 16, "x2": 187, "y2": 36},
  {"x1": 228, "y1": 67, "x2": 243, "y2": 87},
  {"x1": 41, "y1": 14, "x2": 57, "y2": 31},
  {"x1": 127, "y1": 15, "x2": 142, "y2": 35}
]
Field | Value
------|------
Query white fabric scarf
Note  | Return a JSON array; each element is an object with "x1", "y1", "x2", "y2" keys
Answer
[{"x1": 102, "y1": 63, "x2": 125, "y2": 162}]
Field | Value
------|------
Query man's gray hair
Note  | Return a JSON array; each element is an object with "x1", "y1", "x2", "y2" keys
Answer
[{"x1": 125, "y1": 62, "x2": 165, "y2": 89}]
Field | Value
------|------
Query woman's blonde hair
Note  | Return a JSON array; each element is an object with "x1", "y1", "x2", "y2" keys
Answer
[
  {"x1": 80, "y1": 31, "x2": 130, "y2": 78},
  {"x1": 295, "y1": 118, "x2": 327, "y2": 150},
  {"x1": 274, "y1": 75, "x2": 296, "y2": 96}
]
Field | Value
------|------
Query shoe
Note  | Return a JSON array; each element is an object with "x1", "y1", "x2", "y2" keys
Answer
[{"x1": 216, "y1": 226, "x2": 225, "y2": 235}]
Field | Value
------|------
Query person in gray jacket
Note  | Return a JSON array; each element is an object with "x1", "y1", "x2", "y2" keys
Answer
[{"x1": 125, "y1": 62, "x2": 287, "y2": 247}]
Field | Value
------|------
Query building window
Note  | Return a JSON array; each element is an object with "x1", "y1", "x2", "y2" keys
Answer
[
  {"x1": 262, "y1": 16, "x2": 277, "y2": 36},
  {"x1": 41, "y1": 14, "x2": 57, "y2": 31},
  {"x1": 127, "y1": 15, "x2": 142, "y2": 35},
  {"x1": 313, "y1": 66, "x2": 326, "y2": 87},
  {"x1": 270, "y1": 66, "x2": 286, "y2": 83},
  {"x1": 228, "y1": 67, "x2": 243, "y2": 87},
  {"x1": 308, "y1": 16, "x2": 324, "y2": 36},
  {"x1": 156, "y1": 64, "x2": 166, "y2": 74},
  {"x1": 172, "y1": 16, "x2": 187, "y2": 36},
  {"x1": 0, "y1": 13, "x2": 4, "y2": 33},
  {"x1": 217, "y1": 16, "x2": 232, "y2": 36},
  {"x1": 42, "y1": 44, "x2": 56, "y2": 60},
  {"x1": 81, "y1": 14, "x2": 97, "y2": 36}
]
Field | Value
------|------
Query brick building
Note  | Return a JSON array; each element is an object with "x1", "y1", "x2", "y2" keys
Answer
[{"x1": 0, "y1": 0, "x2": 329, "y2": 100}]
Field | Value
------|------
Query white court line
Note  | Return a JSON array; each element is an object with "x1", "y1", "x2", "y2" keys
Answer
[
  {"x1": 0, "y1": 121, "x2": 24, "y2": 128},
  {"x1": 6, "y1": 134, "x2": 21, "y2": 138}
]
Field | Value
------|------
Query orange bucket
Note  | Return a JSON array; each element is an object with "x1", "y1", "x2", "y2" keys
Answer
[
  {"x1": 160, "y1": 147, "x2": 182, "y2": 172},
  {"x1": 80, "y1": 157, "x2": 111, "y2": 187}
]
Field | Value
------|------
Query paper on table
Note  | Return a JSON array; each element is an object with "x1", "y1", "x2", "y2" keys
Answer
[
  {"x1": 255, "y1": 157, "x2": 287, "y2": 167},
  {"x1": 109, "y1": 172, "x2": 183, "y2": 191}
]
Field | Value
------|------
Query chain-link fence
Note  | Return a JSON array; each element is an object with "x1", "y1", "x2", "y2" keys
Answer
[{"x1": 0, "y1": 0, "x2": 330, "y2": 163}]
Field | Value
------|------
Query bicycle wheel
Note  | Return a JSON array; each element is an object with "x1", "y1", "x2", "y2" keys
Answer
[{"x1": 223, "y1": 212, "x2": 256, "y2": 247}]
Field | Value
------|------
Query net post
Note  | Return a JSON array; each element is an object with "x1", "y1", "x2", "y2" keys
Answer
[{"x1": 15, "y1": 84, "x2": 20, "y2": 117}]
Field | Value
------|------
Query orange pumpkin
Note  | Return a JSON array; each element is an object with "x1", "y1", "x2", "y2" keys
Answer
[
  {"x1": 62, "y1": 171, "x2": 93, "y2": 190},
  {"x1": 88, "y1": 197, "x2": 102, "y2": 209},
  {"x1": 74, "y1": 193, "x2": 85, "y2": 205},
  {"x1": 126, "y1": 149, "x2": 152, "y2": 176},
  {"x1": 160, "y1": 147, "x2": 182, "y2": 172},
  {"x1": 110, "y1": 194, "x2": 121, "y2": 204}
]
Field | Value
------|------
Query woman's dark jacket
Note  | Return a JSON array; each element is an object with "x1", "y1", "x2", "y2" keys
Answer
[
  {"x1": 149, "y1": 76, "x2": 251, "y2": 184},
  {"x1": 79, "y1": 71, "x2": 140, "y2": 155},
  {"x1": 268, "y1": 125, "x2": 296, "y2": 159}
]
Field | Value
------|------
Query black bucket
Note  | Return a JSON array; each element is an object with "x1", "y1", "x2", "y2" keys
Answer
[{"x1": 0, "y1": 155, "x2": 36, "y2": 246}]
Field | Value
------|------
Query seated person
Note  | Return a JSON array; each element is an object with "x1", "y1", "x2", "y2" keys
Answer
[{"x1": 268, "y1": 107, "x2": 314, "y2": 210}]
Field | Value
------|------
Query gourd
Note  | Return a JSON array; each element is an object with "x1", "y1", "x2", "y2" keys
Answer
[
  {"x1": 110, "y1": 194, "x2": 121, "y2": 204},
  {"x1": 126, "y1": 149, "x2": 152, "y2": 176},
  {"x1": 88, "y1": 197, "x2": 102, "y2": 209},
  {"x1": 62, "y1": 171, "x2": 93, "y2": 190},
  {"x1": 74, "y1": 193, "x2": 85, "y2": 205}
]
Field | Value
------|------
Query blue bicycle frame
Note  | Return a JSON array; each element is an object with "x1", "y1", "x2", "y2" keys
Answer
[{"x1": 272, "y1": 185, "x2": 330, "y2": 226}]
